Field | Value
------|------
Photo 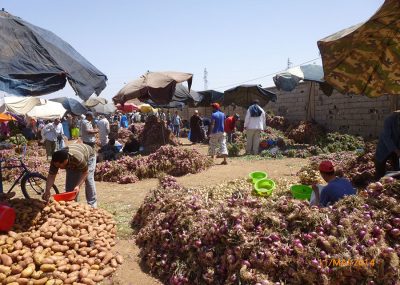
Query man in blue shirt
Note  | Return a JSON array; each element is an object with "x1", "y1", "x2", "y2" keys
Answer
[
  {"x1": 312, "y1": 160, "x2": 356, "y2": 207},
  {"x1": 208, "y1": 103, "x2": 228, "y2": 165}
]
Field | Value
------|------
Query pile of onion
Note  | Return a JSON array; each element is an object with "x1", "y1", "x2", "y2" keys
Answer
[{"x1": 133, "y1": 176, "x2": 400, "y2": 285}]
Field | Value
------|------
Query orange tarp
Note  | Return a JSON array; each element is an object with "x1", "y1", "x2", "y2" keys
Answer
[{"x1": 0, "y1": 113, "x2": 16, "y2": 123}]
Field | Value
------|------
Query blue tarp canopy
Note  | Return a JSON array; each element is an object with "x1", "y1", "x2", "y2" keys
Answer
[
  {"x1": 273, "y1": 64, "x2": 333, "y2": 95},
  {"x1": 0, "y1": 10, "x2": 107, "y2": 100},
  {"x1": 224, "y1": 85, "x2": 277, "y2": 108},
  {"x1": 50, "y1": 97, "x2": 88, "y2": 116}
]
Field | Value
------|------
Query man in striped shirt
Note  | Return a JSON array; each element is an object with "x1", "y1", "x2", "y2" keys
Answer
[{"x1": 43, "y1": 143, "x2": 97, "y2": 208}]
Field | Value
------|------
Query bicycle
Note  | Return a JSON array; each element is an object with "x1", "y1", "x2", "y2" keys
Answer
[{"x1": 0, "y1": 145, "x2": 59, "y2": 199}]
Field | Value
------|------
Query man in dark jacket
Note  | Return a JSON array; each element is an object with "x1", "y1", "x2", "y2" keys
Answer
[
  {"x1": 189, "y1": 110, "x2": 204, "y2": 143},
  {"x1": 375, "y1": 111, "x2": 400, "y2": 179}
]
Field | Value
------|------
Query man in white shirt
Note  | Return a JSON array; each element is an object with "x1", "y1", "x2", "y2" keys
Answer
[
  {"x1": 97, "y1": 115, "x2": 110, "y2": 146},
  {"x1": 159, "y1": 109, "x2": 166, "y2": 122},
  {"x1": 135, "y1": 112, "x2": 141, "y2": 123},
  {"x1": 54, "y1": 118, "x2": 64, "y2": 150},
  {"x1": 42, "y1": 119, "x2": 60, "y2": 160},
  {"x1": 244, "y1": 99, "x2": 266, "y2": 155}
]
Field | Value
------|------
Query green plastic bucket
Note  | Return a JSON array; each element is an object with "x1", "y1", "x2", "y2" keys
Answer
[
  {"x1": 248, "y1": 171, "x2": 268, "y2": 184},
  {"x1": 254, "y1": 178, "x2": 275, "y2": 197},
  {"x1": 290, "y1": 185, "x2": 312, "y2": 200}
]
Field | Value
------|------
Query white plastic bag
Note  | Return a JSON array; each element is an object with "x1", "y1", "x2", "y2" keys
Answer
[{"x1": 310, "y1": 184, "x2": 325, "y2": 206}]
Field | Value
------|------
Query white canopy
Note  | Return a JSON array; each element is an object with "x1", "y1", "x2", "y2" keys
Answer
[
  {"x1": 0, "y1": 96, "x2": 46, "y2": 115},
  {"x1": 27, "y1": 100, "x2": 67, "y2": 120}
]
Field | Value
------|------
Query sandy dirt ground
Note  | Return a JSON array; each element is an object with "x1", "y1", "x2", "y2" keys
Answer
[
  {"x1": 6, "y1": 140, "x2": 307, "y2": 284},
  {"x1": 93, "y1": 140, "x2": 307, "y2": 285}
]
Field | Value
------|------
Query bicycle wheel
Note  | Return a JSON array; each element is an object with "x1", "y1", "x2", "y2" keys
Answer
[{"x1": 21, "y1": 172, "x2": 59, "y2": 199}]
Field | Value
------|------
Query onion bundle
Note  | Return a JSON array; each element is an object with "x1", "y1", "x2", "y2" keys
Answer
[
  {"x1": 133, "y1": 177, "x2": 400, "y2": 284},
  {"x1": 286, "y1": 121, "x2": 325, "y2": 144},
  {"x1": 95, "y1": 145, "x2": 213, "y2": 183}
]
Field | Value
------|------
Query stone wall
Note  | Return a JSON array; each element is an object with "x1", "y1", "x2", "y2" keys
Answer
[
  {"x1": 265, "y1": 82, "x2": 398, "y2": 138},
  {"x1": 175, "y1": 82, "x2": 400, "y2": 138}
]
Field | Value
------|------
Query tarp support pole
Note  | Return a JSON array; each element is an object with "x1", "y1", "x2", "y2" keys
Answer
[{"x1": 0, "y1": 162, "x2": 3, "y2": 193}]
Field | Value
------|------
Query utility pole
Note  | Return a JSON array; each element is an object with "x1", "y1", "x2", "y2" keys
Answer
[
  {"x1": 203, "y1": 68, "x2": 208, "y2": 90},
  {"x1": 287, "y1": 58, "x2": 293, "y2": 70}
]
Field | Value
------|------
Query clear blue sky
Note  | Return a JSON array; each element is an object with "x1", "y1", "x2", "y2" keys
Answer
[{"x1": 2, "y1": 0, "x2": 384, "y2": 101}]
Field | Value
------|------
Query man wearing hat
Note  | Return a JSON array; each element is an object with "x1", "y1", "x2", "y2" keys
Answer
[
  {"x1": 208, "y1": 103, "x2": 228, "y2": 165},
  {"x1": 81, "y1": 112, "x2": 98, "y2": 148},
  {"x1": 225, "y1": 113, "x2": 240, "y2": 143},
  {"x1": 244, "y1": 99, "x2": 266, "y2": 155},
  {"x1": 311, "y1": 160, "x2": 356, "y2": 207}
]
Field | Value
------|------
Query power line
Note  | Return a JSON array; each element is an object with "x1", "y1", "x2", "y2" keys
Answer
[{"x1": 212, "y1": 57, "x2": 321, "y2": 91}]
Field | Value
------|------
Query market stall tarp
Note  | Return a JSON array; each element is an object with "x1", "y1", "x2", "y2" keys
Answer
[
  {"x1": 223, "y1": 85, "x2": 277, "y2": 108},
  {"x1": 50, "y1": 97, "x2": 88, "y2": 116},
  {"x1": 0, "y1": 10, "x2": 107, "y2": 100},
  {"x1": 84, "y1": 97, "x2": 108, "y2": 107},
  {"x1": 273, "y1": 65, "x2": 333, "y2": 96},
  {"x1": 90, "y1": 102, "x2": 116, "y2": 115},
  {"x1": 317, "y1": 0, "x2": 400, "y2": 97},
  {"x1": 26, "y1": 100, "x2": 67, "y2": 120},
  {"x1": 113, "y1": 71, "x2": 193, "y2": 105},
  {"x1": 147, "y1": 84, "x2": 202, "y2": 109},
  {"x1": 192, "y1": 90, "x2": 224, "y2": 107},
  {"x1": 147, "y1": 100, "x2": 185, "y2": 110},
  {"x1": 116, "y1": 103, "x2": 139, "y2": 113},
  {"x1": 0, "y1": 96, "x2": 45, "y2": 115},
  {"x1": 171, "y1": 84, "x2": 202, "y2": 104}
]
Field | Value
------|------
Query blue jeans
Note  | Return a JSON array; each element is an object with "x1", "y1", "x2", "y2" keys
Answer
[
  {"x1": 173, "y1": 125, "x2": 180, "y2": 137},
  {"x1": 66, "y1": 154, "x2": 97, "y2": 207}
]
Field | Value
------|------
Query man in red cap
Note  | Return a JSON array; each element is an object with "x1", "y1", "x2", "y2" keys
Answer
[
  {"x1": 208, "y1": 103, "x2": 228, "y2": 165},
  {"x1": 312, "y1": 160, "x2": 356, "y2": 207}
]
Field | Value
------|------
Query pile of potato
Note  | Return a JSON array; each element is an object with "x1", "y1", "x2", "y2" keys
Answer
[{"x1": 0, "y1": 198, "x2": 122, "y2": 284}]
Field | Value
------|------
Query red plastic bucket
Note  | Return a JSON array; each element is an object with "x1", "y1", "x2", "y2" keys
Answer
[
  {"x1": 0, "y1": 205, "x2": 16, "y2": 231},
  {"x1": 53, "y1": 191, "x2": 78, "y2": 202}
]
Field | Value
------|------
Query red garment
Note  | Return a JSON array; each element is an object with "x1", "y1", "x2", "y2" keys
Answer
[{"x1": 224, "y1": 116, "x2": 236, "y2": 133}]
